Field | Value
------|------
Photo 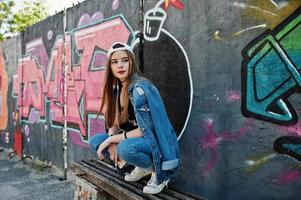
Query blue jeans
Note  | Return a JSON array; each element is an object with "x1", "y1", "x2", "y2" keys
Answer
[{"x1": 89, "y1": 133, "x2": 153, "y2": 169}]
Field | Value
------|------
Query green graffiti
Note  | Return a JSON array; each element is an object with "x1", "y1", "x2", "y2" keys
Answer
[{"x1": 242, "y1": 6, "x2": 301, "y2": 123}]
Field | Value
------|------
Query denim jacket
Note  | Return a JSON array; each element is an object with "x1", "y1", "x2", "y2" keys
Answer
[{"x1": 128, "y1": 74, "x2": 180, "y2": 183}]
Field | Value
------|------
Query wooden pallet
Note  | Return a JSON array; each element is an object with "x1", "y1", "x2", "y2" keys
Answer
[{"x1": 70, "y1": 159, "x2": 206, "y2": 200}]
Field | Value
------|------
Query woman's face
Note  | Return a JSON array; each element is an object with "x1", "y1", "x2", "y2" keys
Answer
[{"x1": 110, "y1": 50, "x2": 131, "y2": 82}]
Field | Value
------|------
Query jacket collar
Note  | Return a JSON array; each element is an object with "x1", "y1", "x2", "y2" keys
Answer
[{"x1": 128, "y1": 73, "x2": 144, "y2": 91}]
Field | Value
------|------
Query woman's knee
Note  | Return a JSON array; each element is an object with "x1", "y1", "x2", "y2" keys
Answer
[
  {"x1": 117, "y1": 139, "x2": 153, "y2": 169},
  {"x1": 117, "y1": 140, "x2": 137, "y2": 160},
  {"x1": 89, "y1": 133, "x2": 108, "y2": 151}
]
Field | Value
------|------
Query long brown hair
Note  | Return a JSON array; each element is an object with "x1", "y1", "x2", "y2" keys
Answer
[{"x1": 99, "y1": 50, "x2": 139, "y2": 128}]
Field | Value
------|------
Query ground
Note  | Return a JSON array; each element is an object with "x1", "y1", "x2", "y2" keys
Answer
[{"x1": 0, "y1": 149, "x2": 75, "y2": 200}]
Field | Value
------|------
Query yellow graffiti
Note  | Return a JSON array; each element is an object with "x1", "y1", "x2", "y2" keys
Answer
[
  {"x1": 244, "y1": 152, "x2": 277, "y2": 173},
  {"x1": 243, "y1": 0, "x2": 301, "y2": 29},
  {"x1": 215, "y1": 0, "x2": 301, "y2": 41},
  {"x1": 213, "y1": 24, "x2": 267, "y2": 41},
  {"x1": 213, "y1": 31, "x2": 223, "y2": 41},
  {"x1": 232, "y1": 24, "x2": 267, "y2": 36}
]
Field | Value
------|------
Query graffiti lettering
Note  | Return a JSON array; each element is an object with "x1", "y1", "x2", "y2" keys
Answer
[
  {"x1": 13, "y1": 56, "x2": 46, "y2": 118},
  {"x1": 274, "y1": 136, "x2": 301, "y2": 161},
  {"x1": 242, "y1": 7, "x2": 301, "y2": 124},
  {"x1": 13, "y1": 15, "x2": 134, "y2": 141}
]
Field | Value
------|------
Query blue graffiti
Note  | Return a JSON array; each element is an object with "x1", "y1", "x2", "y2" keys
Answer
[
  {"x1": 242, "y1": 7, "x2": 301, "y2": 124},
  {"x1": 274, "y1": 136, "x2": 301, "y2": 161}
]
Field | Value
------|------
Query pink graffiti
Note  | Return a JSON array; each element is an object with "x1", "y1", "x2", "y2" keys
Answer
[
  {"x1": 0, "y1": 49, "x2": 8, "y2": 130},
  {"x1": 276, "y1": 170, "x2": 301, "y2": 184},
  {"x1": 69, "y1": 117, "x2": 105, "y2": 147},
  {"x1": 28, "y1": 110, "x2": 40, "y2": 124},
  {"x1": 198, "y1": 118, "x2": 253, "y2": 176},
  {"x1": 42, "y1": 36, "x2": 72, "y2": 125},
  {"x1": 13, "y1": 16, "x2": 132, "y2": 142},
  {"x1": 47, "y1": 30, "x2": 53, "y2": 40},
  {"x1": 112, "y1": 0, "x2": 119, "y2": 10},
  {"x1": 26, "y1": 38, "x2": 50, "y2": 72},
  {"x1": 283, "y1": 123, "x2": 301, "y2": 137},
  {"x1": 24, "y1": 124, "x2": 30, "y2": 137},
  {"x1": 275, "y1": 120, "x2": 301, "y2": 137},
  {"x1": 77, "y1": 12, "x2": 104, "y2": 27},
  {"x1": 13, "y1": 56, "x2": 46, "y2": 118},
  {"x1": 69, "y1": 130, "x2": 89, "y2": 148},
  {"x1": 226, "y1": 90, "x2": 240, "y2": 102},
  {"x1": 69, "y1": 16, "x2": 131, "y2": 136}
]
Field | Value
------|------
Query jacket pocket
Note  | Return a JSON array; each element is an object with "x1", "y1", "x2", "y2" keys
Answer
[{"x1": 136, "y1": 104, "x2": 153, "y2": 129}]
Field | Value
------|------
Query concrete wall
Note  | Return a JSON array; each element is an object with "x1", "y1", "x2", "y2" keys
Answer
[{"x1": 1, "y1": 0, "x2": 301, "y2": 199}]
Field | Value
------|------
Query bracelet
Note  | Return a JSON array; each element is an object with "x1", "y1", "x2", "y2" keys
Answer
[
  {"x1": 123, "y1": 131, "x2": 127, "y2": 139},
  {"x1": 109, "y1": 132, "x2": 118, "y2": 137}
]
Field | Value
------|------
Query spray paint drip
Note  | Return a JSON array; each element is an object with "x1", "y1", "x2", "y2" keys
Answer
[
  {"x1": 198, "y1": 119, "x2": 253, "y2": 175},
  {"x1": 226, "y1": 90, "x2": 241, "y2": 102},
  {"x1": 275, "y1": 170, "x2": 301, "y2": 184}
]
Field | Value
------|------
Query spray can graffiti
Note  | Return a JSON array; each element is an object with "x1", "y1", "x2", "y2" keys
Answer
[{"x1": 242, "y1": 7, "x2": 301, "y2": 124}]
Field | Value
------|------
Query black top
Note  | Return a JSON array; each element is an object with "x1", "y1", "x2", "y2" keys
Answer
[
  {"x1": 113, "y1": 82, "x2": 138, "y2": 132},
  {"x1": 119, "y1": 96, "x2": 138, "y2": 132}
]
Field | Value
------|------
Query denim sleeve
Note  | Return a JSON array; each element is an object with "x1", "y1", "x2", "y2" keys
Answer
[{"x1": 138, "y1": 84, "x2": 180, "y2": 168}]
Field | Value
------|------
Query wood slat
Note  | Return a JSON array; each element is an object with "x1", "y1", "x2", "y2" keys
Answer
[
  {"x1": 71, "y1": 160, "x2": 206, "y2": 200},
  {"x1": 88, "y1": 159, "x2": 203, "y2": 200},
  {"x1": 71, "y1": 161, "x2": 145, "y2": 200},
  {"x1": 85, "y1": 160, "x2": 182, "y2": 200},
  {"x1": 79, "y1": 161, "x2": 162, "y2": 200}
]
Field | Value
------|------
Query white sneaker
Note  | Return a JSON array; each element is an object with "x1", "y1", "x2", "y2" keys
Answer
[
  {"x1": 124, "y1": 167, "x2": 151, "y2": 182},
  {"x1": 142, "y1": 173, "x2": 169, "y2": 194}
]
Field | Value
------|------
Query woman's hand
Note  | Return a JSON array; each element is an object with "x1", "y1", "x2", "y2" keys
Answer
[
  {"x1": 97, "y1": 138, "x2": 112, "y2": 160},
  {"x1": 108, "y1": 144, "x2": 119, "y2": 166}
]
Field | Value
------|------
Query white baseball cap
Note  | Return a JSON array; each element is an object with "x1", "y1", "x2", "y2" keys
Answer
[{"x1": 107, "y1": 42, "x2": 134, "y2": 57}]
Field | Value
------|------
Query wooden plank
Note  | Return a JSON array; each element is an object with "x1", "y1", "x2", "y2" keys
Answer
[
  {"x1": 87, "y1": 160, "x2": 200, "y2": 200},
  {"x1": 71, "y1": 160, "x2": 206, "y2": 200},
  {"x1": 79, "y1": 161, "x2": 163, "y2": 200},
  {"x1": 74, "y1": 176, "x2": 109, "y2": 200},
  {"x1": 86, "y1": 160, "x2": 178, "y2": 200},
  {"x1": 70, "y1": 161, "x2": 145, "y2": 200}
]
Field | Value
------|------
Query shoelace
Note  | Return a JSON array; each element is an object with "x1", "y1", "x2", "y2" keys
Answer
[{"x1": 147, "y1": 173, "x2": 157, "y2": 186}]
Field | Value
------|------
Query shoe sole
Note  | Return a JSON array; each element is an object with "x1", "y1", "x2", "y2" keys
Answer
[
  {"x1": 142, "y1": 180, "x2": 169, "y2": 194},
  {"x1": 143, "y1": 185, "x2": 165, "y2": 194},
  {"x1": 124, "y1": 171, "x2": 151, "y2": 182}
]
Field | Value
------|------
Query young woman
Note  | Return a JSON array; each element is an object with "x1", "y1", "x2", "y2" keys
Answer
[{"x1": 89, "y1": 42, "x2": 180, "y2": 194}]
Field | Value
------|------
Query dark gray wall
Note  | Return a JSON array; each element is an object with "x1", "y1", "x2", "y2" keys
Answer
[{"x1": 1, "y1": 0, "x2": 301, "y2": 199}]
